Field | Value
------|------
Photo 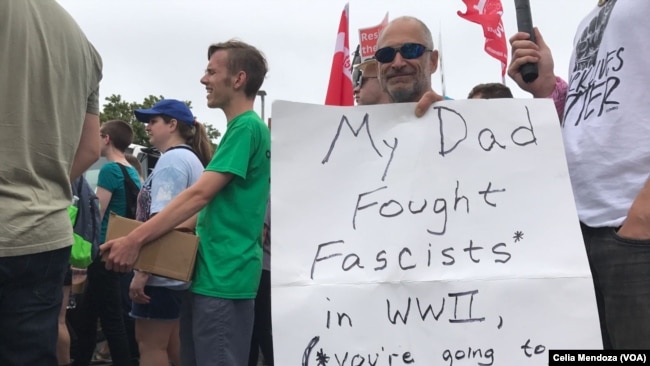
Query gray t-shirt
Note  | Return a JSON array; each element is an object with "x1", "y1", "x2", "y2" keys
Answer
[{"x1": 136, "y1": 146, "x2": 204, "y2": 288}]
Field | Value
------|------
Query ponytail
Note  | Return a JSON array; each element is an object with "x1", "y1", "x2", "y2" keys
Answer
[
  {"x1": 171, "y1": 117, "x2": 214, "y2": 167},
  {"x1": 188, "y1": 122, "x2": 214, "y2": 167}
]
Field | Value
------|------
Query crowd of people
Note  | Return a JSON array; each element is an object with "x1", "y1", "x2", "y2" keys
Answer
[{"x1": 1, "y1": 1, "x2": 648, "y2": 366}]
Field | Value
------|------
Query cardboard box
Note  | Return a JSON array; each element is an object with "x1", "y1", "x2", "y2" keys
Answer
[{"x1": 105, "y1": 212, "x2": 199, "y2": 282}]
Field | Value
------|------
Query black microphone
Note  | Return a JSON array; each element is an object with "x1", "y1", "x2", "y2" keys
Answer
[{"x1": 514, "y1": 0, "x2": 538, "y2": 83}]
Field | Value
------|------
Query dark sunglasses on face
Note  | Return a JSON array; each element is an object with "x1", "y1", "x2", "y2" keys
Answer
[
  {"x1": 358, "y1": 76, "x2": 377, "y2": 88},
  {"x1": 353, "y1": 68, "x2": 378, "y2": 89},
  {"x1": 374, "y1": 43, "x2": 431, "y2": 63}
]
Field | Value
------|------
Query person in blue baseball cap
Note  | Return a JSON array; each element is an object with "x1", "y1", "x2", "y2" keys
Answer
[{"x1": 128, "y1": 98, "x2": 213, "y2": 366}]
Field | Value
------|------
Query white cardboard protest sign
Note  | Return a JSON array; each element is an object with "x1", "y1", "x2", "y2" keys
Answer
[{"x1": 271, "y1": 99, "x2": 601, "y2": 366}]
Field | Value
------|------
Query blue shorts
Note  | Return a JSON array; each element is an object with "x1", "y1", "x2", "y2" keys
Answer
[{"x1": 130, "y1": 286, "x2": 184, "y2": 321}]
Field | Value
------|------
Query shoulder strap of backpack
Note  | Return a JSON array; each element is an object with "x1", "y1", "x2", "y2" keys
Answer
[
  {"x1": 166, "y1": 145, "x2": 206, "y2": 167},
  {"x1": 117, "y1": 163, "x2": 141, "y2": 194},
  {"x1": 116, "y1": 163, "x2": 139, "y2": 219},
  {"x1": 116, "y1": 162, "x2": 133, "y2": 183}
]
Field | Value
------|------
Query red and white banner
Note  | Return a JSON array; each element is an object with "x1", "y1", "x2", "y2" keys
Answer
[
  {"x1": 325, "y1": 3, "x2": 353, "y2": 106},
  {"x1": 358, "y1": 13, "x2": 389, "y2": 61},
  {"x1": 457, "y1": 0, "x2": 508, "y2": 78}
]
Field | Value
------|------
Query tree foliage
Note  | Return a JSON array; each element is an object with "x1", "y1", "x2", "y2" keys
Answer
[{"x1": 100, "y1": 94, "x2": 221, "y2": 149}]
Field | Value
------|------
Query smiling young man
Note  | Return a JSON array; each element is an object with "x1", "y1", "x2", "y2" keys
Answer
[
  {"x1": 375, "y1": 16, "x2": 440, "y2": 104},
  {"x1": 101, "y1": 40, "x2": 270, "y2": 365}
]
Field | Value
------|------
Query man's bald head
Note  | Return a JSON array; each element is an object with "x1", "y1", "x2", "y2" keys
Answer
[
  {"x1": 375, "y1": 16, "x2": 438, "y2": 103},
  {"x1": 378, "y1": 16, "x2": 434, "y2": 50}
]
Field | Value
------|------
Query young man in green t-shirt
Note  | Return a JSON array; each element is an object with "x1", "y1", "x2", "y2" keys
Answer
[{"x1": 101, "y1": 40, "x2": 270, "y2": 365}]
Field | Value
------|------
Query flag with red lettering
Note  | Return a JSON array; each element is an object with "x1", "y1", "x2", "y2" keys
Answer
[
  {"x1": 457, "y1": 0, "x2": 508, "y2": 78},
  {"x1": 358, "y1": 13, "x2": 389, "y2": 61},
  {"x1": 325, "y1": 3, "x2": 353, "y2": 106}
]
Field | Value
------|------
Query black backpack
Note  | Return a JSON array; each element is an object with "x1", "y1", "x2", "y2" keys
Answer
[{"x1": 117, "y1": 163, "x2": 140, "y2": 219}]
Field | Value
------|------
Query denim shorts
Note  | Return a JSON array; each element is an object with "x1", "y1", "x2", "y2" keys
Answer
[{"x1": 130, "y1": 286, "x2": 183, "y2": 321}]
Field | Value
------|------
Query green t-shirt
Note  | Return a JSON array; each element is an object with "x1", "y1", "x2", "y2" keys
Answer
[
  {"x1": 193, "y1": 110, "x2": 270, "y2": 299},
  {"x1": 97, "y1": 162, "x2": 141, "y2": 243}
]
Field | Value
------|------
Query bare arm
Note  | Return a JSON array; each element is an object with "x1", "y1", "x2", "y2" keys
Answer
[
  {"x1": 100, "y1": 170, "x2": 233, "y2": 272},
  {"x1": 96, "y1": 186, "x2": 112, "y2": 221},
  {"x1": 70, "y1": 113, "x2": 101, "y2": 180}
]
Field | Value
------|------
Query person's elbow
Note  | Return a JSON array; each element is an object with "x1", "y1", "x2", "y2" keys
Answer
[
  {"x1": 81, "y1": 112, "x2": 101, "y2": 160},
  {"x1": 82, "y1": 141, "x2": 101, "y2": 165},
  {"x1": 70, "y1": 145, "x2": 99, "y2": 181},
  {"x1": 194, "y1": 189, "x2": 212, "y2": 209},
  {"x1": 75, "y1": 134, "x2": 100, "y2": 169}
]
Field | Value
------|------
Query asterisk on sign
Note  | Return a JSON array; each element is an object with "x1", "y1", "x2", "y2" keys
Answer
[{"x1": 316, "y1": 348, "x2": 330, "y2": 365}]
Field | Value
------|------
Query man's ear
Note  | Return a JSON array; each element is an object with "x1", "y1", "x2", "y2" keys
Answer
[
  {"x1": 233, "y1": 71, "x2": 247, "y2": 91},
  {"x1": 429, "y1": 49, "x2": 439, "y2": 74}
]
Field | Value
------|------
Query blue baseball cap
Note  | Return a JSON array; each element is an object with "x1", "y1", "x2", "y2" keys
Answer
[{"x1": 134, "y1": 99, "x2": 195, "y2": 125}]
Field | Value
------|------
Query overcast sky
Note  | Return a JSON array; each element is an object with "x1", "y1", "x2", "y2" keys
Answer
[{"x1": 57, "y1": 0, "x2": 595, "y2": 136}]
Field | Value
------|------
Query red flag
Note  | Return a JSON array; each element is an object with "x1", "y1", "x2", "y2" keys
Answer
[
  {"x1": 457, "y1": 0, "x2": 508, "y2": 77},
  {"x1": 325, "y1": 3, "x2": 353, "y2": 106}
]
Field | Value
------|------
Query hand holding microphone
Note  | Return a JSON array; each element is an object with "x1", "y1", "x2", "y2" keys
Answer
[{"x1": 514, "y1": 0, "x2": 538, "y2": 83}]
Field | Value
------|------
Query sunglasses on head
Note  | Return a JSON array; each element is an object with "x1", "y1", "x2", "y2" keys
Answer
[{"x1": 374, "y1": 43, "x2": 431, "y2": 63}]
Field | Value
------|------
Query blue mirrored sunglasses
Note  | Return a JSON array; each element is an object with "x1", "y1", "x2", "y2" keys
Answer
[{"x1": 374, "y1": 43, "x2": 431, "y2": 63}]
